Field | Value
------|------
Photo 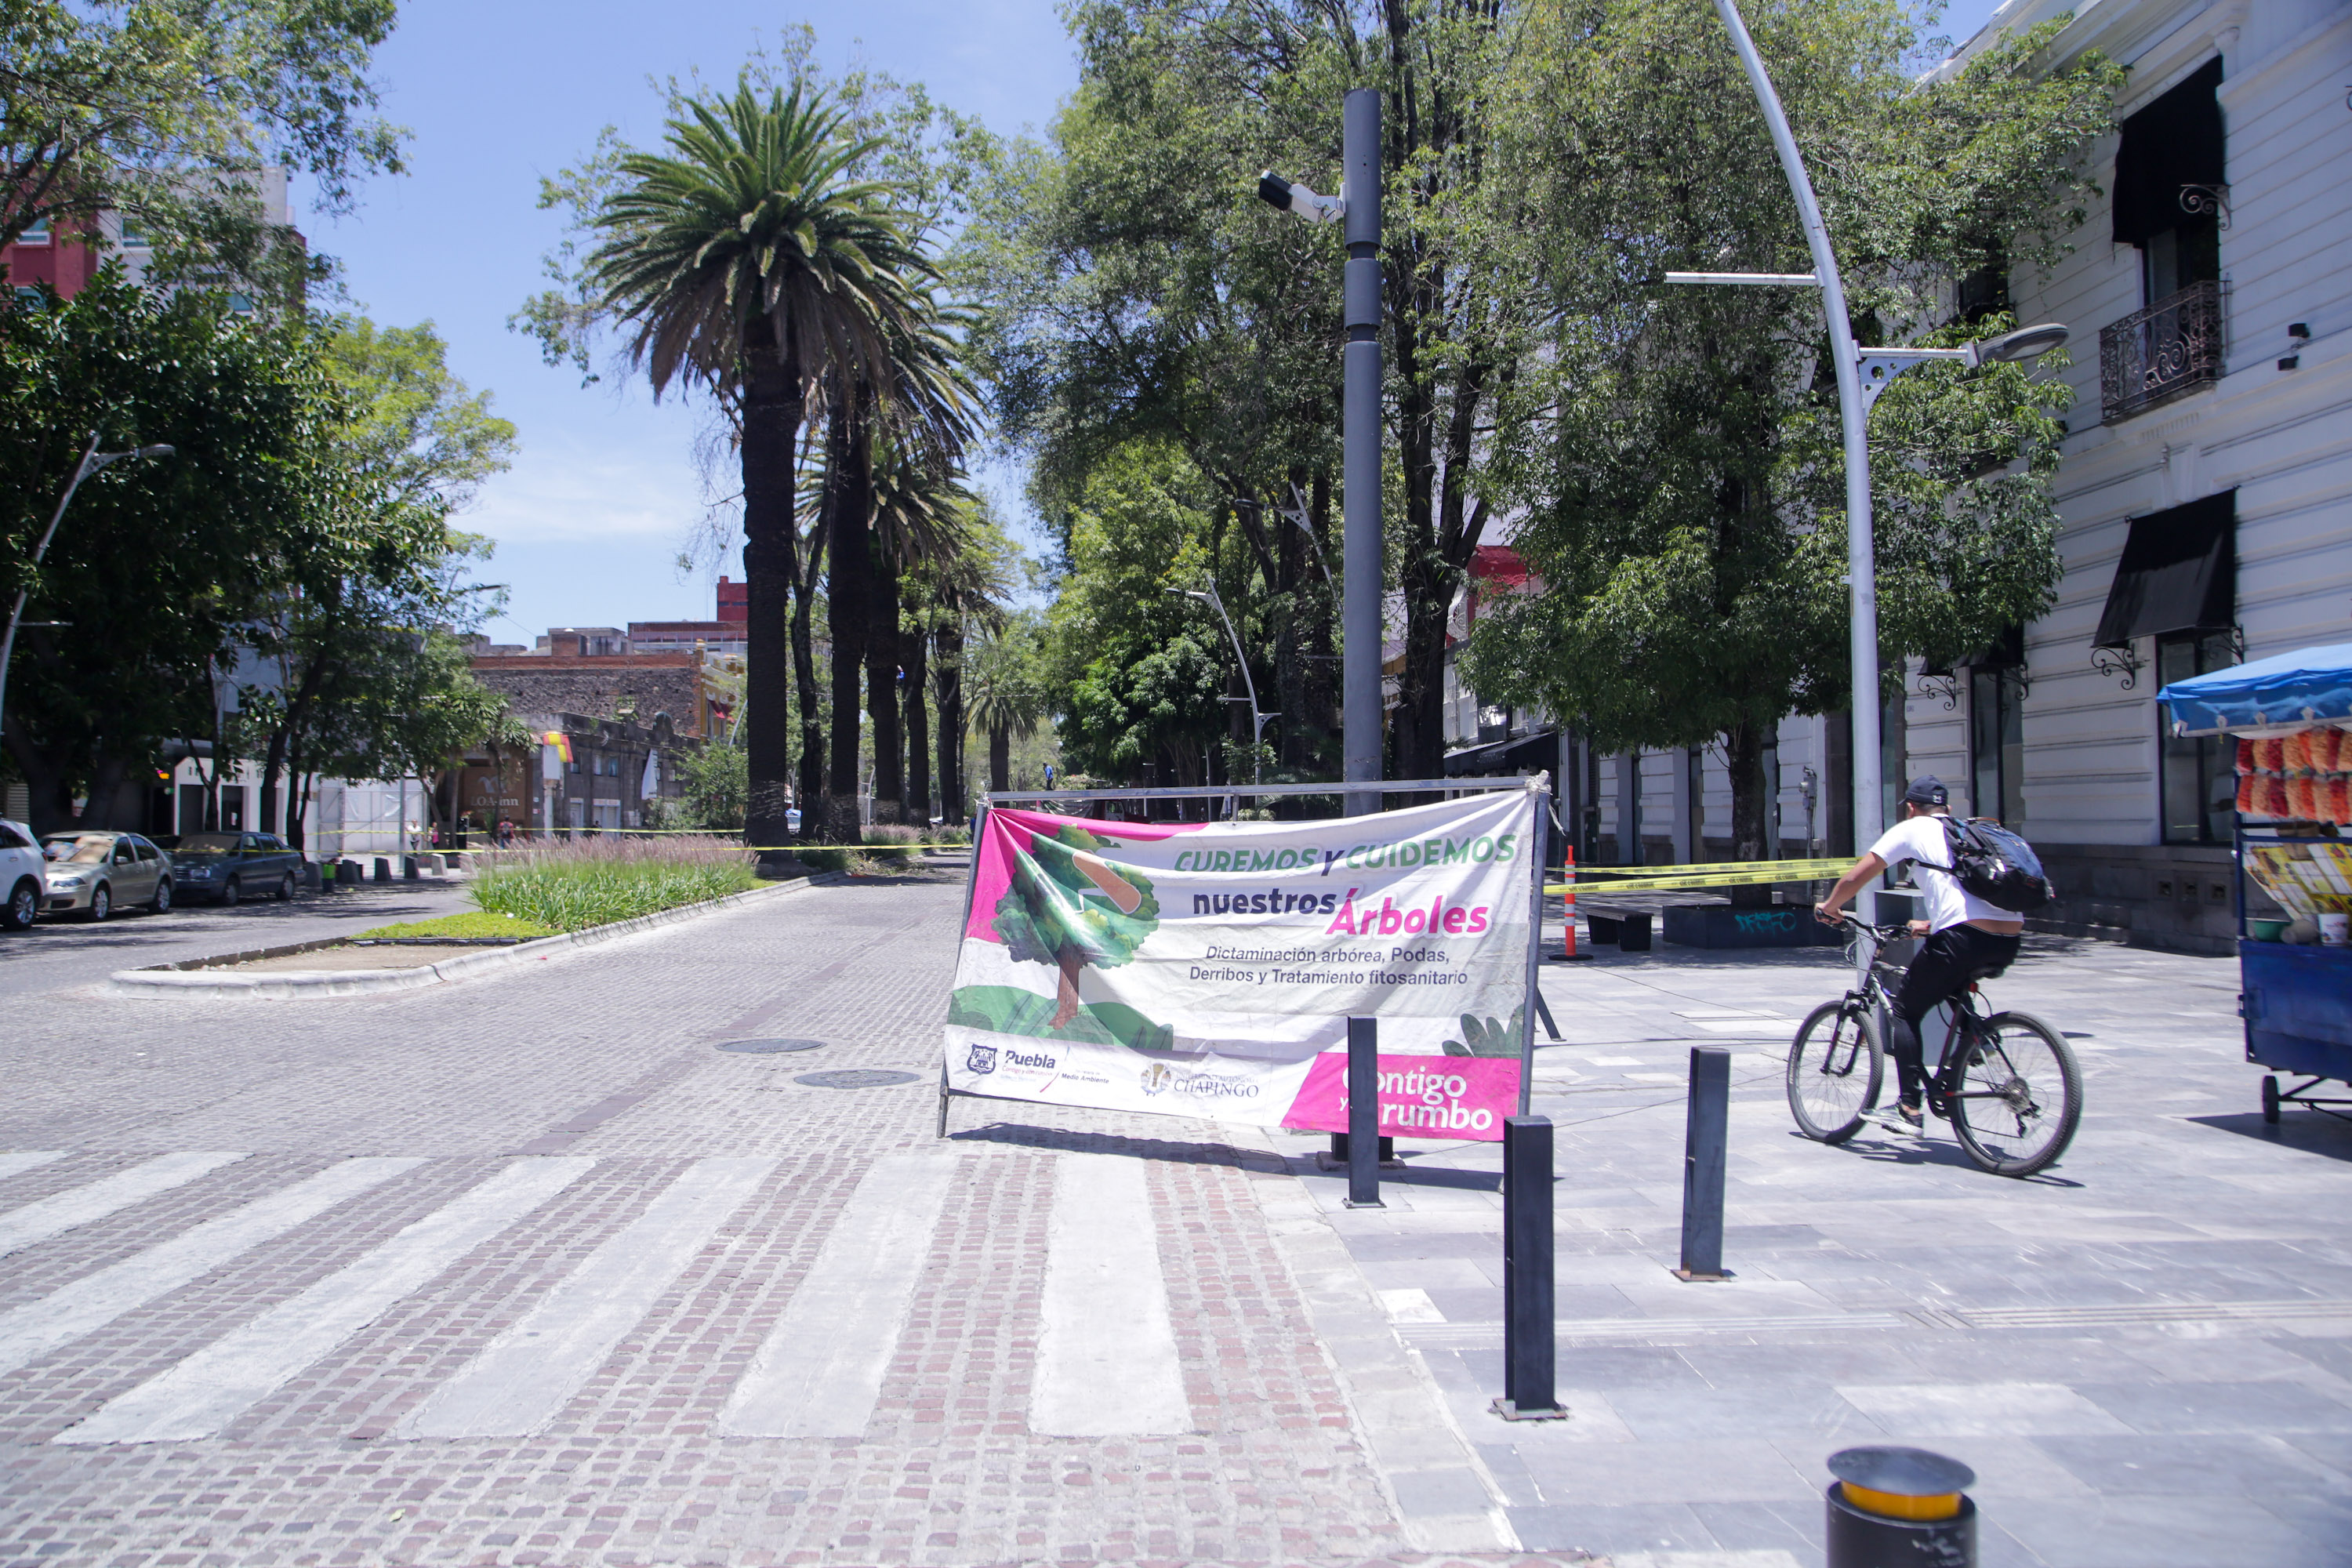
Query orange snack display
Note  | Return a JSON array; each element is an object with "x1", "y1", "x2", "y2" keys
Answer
[
  {"x1": 2262, "y1": 775, "x2": 2292, "y2": 818},
  {"x1": 2237, "y1": 737, "x2": 2259, "y2": 776},
  {"x1": 2238, "y1": 774, "x2": 2263, "y2": 816},
  {"x1": 2285, "y1": 730, "x2": 2316, "y2": 775},
  {"x1": 2287, "y1": 776, "x2": 2319, "y2": 820},
  {"x1": 2255, "y1": 736, "x2": 2286, "y2": 773},
  {"x1": 2327, "y1": 777, "x2": 2352, "y2": 826},
  {"x1": 2314, "y1": 728, "x2": 2346, "y2": 774}
]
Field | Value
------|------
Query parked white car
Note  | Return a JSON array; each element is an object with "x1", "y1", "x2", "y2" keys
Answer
[{"x1": 0, "y1": 818, "x2": 43, "y2": 930}]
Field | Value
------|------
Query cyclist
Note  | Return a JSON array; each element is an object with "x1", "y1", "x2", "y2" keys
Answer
[{"x1": 1814, "y1": 776, "x2": 2023, "y2": 1130}]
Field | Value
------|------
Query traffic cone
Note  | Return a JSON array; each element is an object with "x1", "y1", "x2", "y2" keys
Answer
[{"x1": 1561, "y1": 848, "x2": 1577, "y2": 959}]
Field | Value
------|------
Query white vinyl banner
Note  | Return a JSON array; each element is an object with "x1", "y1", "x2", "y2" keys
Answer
[{"x1": 942, "y1": 786, "x2": 1541, "y2": 1139}]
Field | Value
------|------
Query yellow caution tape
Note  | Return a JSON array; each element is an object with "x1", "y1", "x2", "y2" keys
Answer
[
  {"x1": 1548, "y1": 865, "x2": 1842, "y2": 895},
  {"x1": 1565, "y1": 855, "x2": 1850, "y2": 880}
]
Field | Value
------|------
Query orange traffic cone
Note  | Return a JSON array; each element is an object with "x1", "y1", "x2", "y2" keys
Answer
[{"x1": 1561, "y1": 848, "x2": 1578, "y2": 959}]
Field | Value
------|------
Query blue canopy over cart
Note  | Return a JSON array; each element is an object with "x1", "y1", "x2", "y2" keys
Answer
[{"x1": 2158, "y1": 643, "x2": 2352, "y2": 1122}]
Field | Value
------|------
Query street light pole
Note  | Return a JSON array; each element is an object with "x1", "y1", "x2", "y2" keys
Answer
[
  {"x1": 1340, "y1": 89, "x2": 1384, "y2": 818},
  {"x1": 1678, "y1": 0, "x2": 2067, "y2": 910},
  {"x1": 1174, "y1": 586, "x2": 1276, "y2": 781},
  {"x1": 0, "y1": 431, "x2": 175, "y2": 747},
  {"x1": 1700, "y1": 0, "x2": 1885, "y2": 900}
]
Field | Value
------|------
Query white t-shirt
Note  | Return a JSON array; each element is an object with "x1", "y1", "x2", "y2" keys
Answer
[{"x1": 1868, "y1": 815, "x2": 2016, "y2": 934}]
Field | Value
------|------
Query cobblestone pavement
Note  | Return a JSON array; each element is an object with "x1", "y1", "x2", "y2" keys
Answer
[
  {"x1": 1, "y1": 880, "x2": 474, "y2": 999},
  {"x1": 1318, "y1": 932, "x2": 2352, "y2": 1568},
  {"x1": 0, "y1": 872, "x2": 1550, "y2": 1568}
]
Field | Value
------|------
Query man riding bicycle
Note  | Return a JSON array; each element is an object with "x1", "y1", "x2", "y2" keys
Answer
[{"x1": 1814, "y1": 776, "x2": 2022, "y2": 1131}]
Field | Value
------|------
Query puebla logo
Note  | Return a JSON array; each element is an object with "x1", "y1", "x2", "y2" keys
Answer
[{"x1": 966, "y1": 1043, "x2": 999, "y2": 1075}]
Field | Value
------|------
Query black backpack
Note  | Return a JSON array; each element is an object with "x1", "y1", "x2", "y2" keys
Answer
[{"x1": 1918, "y1": 818, "x2": 2056, "y2": 913}]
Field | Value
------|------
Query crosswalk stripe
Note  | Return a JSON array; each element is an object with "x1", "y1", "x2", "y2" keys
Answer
[
  {"x1": 717, "y1": 1150, "x2": 958, "y2": 1439},
  {"x1": 0, "y1": 1152, "x2": 246, "y2": 1259},
  {"x1": 397, "y1": 1156, "x2": 775, "y2": 1438},
  {"x1": 0, "y1": 1158, "x2": 424, "y2": 1381},
  {"x1": 1030, "y1": 1153, "x2": 1190, "y2": 1436},
  {"x1": 56, "y1": 1157, "x2": 592, "y2": 1445},
  {"x1": 0, "y1": 1152, "x2": 67, "y2": 1185}
]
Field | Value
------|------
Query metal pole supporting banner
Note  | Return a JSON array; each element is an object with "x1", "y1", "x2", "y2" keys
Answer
[
  {"x1": 1705, "y1": 0, "x2": 1882, "y2": 916},
  {"x1": 1675, "y1": 1046, "x2": 1733, "y2": 1281},
  {"x1": 1345, "y1": 1015, "x2": 1382, "y2": 1208},
  {"x1": 1341, "y1": 88, "x2": 1384, "y2": 820},
  {"x1": 1494, "y1": 1114, "x2": 1565, "y2": 1420},
  {"x1": 1519, "y1": 775, "x2": 1549, "y2": 1115}
]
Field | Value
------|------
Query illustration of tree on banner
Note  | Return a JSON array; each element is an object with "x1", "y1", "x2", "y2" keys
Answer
[
  {"x1": 1445, "y1": 1007, "x2": 1526, "y2": 1059},
  {"x1": 993, "y1": 826, "x2": 1159, "y2": 1028}
]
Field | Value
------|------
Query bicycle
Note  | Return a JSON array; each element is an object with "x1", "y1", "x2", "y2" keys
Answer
[{"x1": 1785, "y1": 914, "x2": 2082, "y2": 1177}]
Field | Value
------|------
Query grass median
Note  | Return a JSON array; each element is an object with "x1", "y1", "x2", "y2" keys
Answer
[{"x1": 466, "y1": 835, "x2": 761, "y2": 931}]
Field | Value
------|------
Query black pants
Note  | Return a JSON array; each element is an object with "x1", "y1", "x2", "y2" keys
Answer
[{"x1": 1889, "y1": 925, "x2": 2022, "y2": 1104}]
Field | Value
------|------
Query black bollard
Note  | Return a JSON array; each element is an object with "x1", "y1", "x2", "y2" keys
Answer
[
  {"x1": 1492, "y1": 1115, "x2": 1566, "y2": 1420},
  {"x1": 1345, "y1": 1015, "x2": 1383, "y2": 1208},
  {"x1": 1675, "y1": 1046, "x2": 1732, "y2": 1281},
  {"x1": 1825, "y1": 1446, "x2": 1976, "y2": 1567}
]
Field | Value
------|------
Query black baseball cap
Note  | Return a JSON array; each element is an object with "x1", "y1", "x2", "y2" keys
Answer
[{"x1": 1904, "y1": 776, "x2": 1950, "y2": 807}]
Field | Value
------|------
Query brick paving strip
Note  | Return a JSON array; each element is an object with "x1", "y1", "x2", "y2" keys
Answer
[{"x1": 0, "y1": 877, "x2": 1670, "y2": 1568}]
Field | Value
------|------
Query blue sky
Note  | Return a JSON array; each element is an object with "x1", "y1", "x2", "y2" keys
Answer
[{"x1": 307, "y1": 0, "x2": 2009, "y2": 643}]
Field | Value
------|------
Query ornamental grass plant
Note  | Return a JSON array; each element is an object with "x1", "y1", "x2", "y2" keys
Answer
[{"x1": 469, "y1": 834, "x2": 759, "y2": 931}]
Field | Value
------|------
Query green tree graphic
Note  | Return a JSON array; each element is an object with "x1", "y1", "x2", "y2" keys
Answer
[{"x1": 994, "y1": 825, "x2": 1160, "y2": 1027}]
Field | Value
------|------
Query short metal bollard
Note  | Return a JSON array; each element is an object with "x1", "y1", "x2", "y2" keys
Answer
[
  {"x1": 1492, "y1": 1114, "x2": 1566, "y2": 1420},
  {"x1": 1825, "y1": 1446, "x2": 1976, "y2": 1567},
  {"x1": 372, "y1": 857, "x2": 391, "y2": 884},
  {"x1": 1675, "y1": 1046, "x2": 1732, "y2": 1280},
  {"x1": 1345, "y1": 1015, "x2": 1383, "y2": 1208}
]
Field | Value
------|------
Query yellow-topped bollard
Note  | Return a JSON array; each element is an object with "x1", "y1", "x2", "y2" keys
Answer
[{"x1": 1825, "y1": 1445, "x2": 1976, "y2": 1566}]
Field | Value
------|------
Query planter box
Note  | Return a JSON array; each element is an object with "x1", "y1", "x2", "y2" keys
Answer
[{"x1": 1664, "y1": 903, "x2": 1844, "y2": 949}]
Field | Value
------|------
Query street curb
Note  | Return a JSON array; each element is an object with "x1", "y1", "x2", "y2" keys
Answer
[{"x1": 102, "y1": 873, "x2": 848, "y2": 1000}]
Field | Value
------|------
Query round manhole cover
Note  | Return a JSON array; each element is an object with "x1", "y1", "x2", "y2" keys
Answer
[
  {"x1": 717, "y1": 1038, "x2": 827, "y2": 1054},
  {"x1": 796, "y1": 1069, "x2": 923, "y2": 1090}
]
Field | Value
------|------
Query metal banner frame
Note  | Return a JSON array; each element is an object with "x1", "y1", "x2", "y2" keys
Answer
[{"x1": 941, "y1": 775, "x2": 1552, "y2": 1134}]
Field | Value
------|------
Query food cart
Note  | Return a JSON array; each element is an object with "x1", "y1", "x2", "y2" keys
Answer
[{"x1": 2158, "y1": 644, "x2": 2352, "y2": 1122}]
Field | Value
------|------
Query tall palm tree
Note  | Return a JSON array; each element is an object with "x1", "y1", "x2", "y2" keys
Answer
[
  {"x1": 589, "y1": 82, "x2": 927, "y2": 857},
  {"x1": 814, "y1": 289, "x2": 975, "y2": 830}
]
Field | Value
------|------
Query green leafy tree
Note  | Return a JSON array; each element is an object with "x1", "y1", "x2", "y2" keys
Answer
[
  {"x1": 1, "y1": 271, "x2": 338, "y2": 830},
  {"x1": 0, "y1": 0, "x2": 407, "y2": 301},
  {"x1": 1460, "y1": 2, "x2": 2117, "y2": 880},
  {"x1": 994, "y1": 823, "x2": 1160, "y2": 1027}
]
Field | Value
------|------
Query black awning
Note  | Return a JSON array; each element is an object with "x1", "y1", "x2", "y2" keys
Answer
[
  {"x1": 2113, "y1": 57, "x2": 2224, "y2": 248},
  {"x1": 1444, "y1": 728, "x2": 1559, "y2": 778},
  {"x1": 2093, "y1": 489, "x2": 2237, "y2": 648}
]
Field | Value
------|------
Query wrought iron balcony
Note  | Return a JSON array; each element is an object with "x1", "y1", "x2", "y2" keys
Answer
[{"x1": 2100, "y1": 280, "x2": 2223, "y2": 421}]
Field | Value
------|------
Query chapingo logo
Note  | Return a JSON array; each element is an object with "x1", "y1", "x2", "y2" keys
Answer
[{"x1": 1134, "y1": 1062, "x2": 1262, "y2": 1102}]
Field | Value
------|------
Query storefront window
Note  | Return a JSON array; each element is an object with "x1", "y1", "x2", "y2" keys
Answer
[{"x1": 2158, "y1": 630, "x2": 2238, "y2": 843}]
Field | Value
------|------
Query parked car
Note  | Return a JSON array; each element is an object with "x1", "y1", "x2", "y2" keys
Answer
[
  {"x1": 1, "y1": 818, "x2": 45, "y2": 930},
  {"x1": 39, "y1": 830, "x2": 172, "y2": 920},
  {"x1": 169, "y1": 831, "x2": 305, "y2": 905}
]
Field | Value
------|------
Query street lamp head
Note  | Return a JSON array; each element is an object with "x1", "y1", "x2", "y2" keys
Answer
[
  {"x1": 1968, "y1": 321, "x2": 2070, "y2": 368},
  {"x1": 136, "y1": 445, "x2": 176, "y2": 459}
]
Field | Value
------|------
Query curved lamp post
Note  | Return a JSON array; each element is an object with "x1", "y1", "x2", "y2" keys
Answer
[
  {"x1": 1171, "y1": 585, "x2": 1278, "y2": 782},
  {"x1": 0, "y1": 432, "x2": 176, "y2": 746},
  {"x1": 1666, "y1": 0, "x2": 2067, "y2": 916}
]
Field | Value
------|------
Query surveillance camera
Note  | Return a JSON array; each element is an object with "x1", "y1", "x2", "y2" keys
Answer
[{"x1": 1256, "y1": 169, "x2": 1345, "y2": 224}]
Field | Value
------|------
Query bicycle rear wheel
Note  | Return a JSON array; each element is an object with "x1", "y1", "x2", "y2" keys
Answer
[
  {"x1": 1948, "y1": 1011, "x2": 2082, "y2": 1177},
  {"x1": 1787, "y1": 999, "x2": 1883, "y2": 1144}
]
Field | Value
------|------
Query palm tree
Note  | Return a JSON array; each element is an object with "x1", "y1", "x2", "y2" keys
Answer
[
  {"x1": 813, "y1": 289, "x2": 975, "y2": 830},
  {"x1": 589, "y1": 82, "x2": 927, "y2": 858},
  {"x1": 964, "y1": 625, "x2": 1044, "y2": 797}
]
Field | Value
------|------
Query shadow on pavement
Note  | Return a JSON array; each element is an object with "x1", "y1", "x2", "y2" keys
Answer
[{"x1": 2187, "y1": 1109, "x2": 2352, "y2": 1163}]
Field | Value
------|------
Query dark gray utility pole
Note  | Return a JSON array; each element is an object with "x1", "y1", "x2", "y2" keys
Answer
[{"x1": 1340, "y1": 89, "x2": 1383, "y2": 818}]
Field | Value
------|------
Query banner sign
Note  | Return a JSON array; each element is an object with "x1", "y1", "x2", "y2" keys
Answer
[{"x1": 942, "y1": 787, "x2": 1541, "y2": 1141}]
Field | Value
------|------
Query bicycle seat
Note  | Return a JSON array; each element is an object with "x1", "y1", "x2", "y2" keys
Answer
[{"x1": 1963, "y1": 963, "x2": 2006, "y2": 983}]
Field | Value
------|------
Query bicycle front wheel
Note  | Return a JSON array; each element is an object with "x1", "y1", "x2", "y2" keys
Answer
[
  {"x1": 1787, "y1": 999, "x2": 1883, "y2": 1144},
  {"x1": 1949, "y1": 1011, "x2": 2082, "y2": 1177}
]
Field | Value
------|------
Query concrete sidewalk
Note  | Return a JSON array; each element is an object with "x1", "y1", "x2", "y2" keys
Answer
[{"x1": 1286, "y1": 935, "x2": 2352, "y2": 1566}]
